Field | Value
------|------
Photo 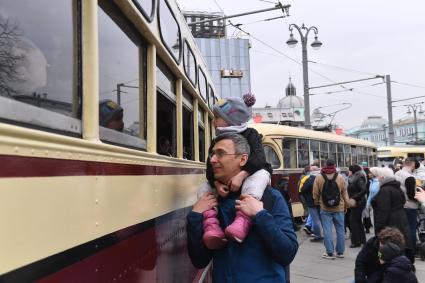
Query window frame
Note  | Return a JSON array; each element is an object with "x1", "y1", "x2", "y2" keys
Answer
[
  {"x1": 157, "y1": 0, "x2": 181, "y2": 63},
  {"x1": 132, "y1": 0, "x2": 155, "y2": 22},
  {"x1": 183, "y1": 39, "x2": 197, "y2": 87}
]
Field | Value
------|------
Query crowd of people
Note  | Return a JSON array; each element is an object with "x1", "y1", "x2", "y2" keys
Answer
[
  {"x1": 185, "y1": 94, "x2": 423, "y2": 282},
  {"x1": 298, "y1": 157, "x2": 423, "y2": 282}
]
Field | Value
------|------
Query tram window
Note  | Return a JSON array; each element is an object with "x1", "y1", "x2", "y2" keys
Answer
[
  {"x1": 198, "y1": 108, "x2": 205, "y2": 162},
  {"x1": 183, "y1": 41, "x2": 197, "y2": 86},
  {"x1": 0, "y1": 1, "x2": 81, "y2": 135},
  {"x1": 351, "y1": 146, "x2": 358, "y2": 165},
  {"x1": 208, "y1": 85, "x2": 215, "y2": 109},
  {"x1": 329, "y1": 143, "x2": 337, "y2": 166},
  {"x1": 198, "y1": 69, "x2": 207, "y2": 103},
  {"x1": 368, "y1": 148, "x2": 373, "y2": 167},
  {"x1": 282, "y1": 138, "x2": 297, "y2": 168},
  {"x1": 310, "y1": 140, "x2": 320, "y2": 166},
  {"x1": 133, "y1": 0, "x2": 154, "y2": 21},
  {"x1": 344, "y1": 144, "x2": 352, "y2": 166},
  {"x1": 156, "y1": 60, "x2": 176, "y2": 157},
  {"x1": 158, "y1": 0, "x2": 181, "y2": 62},
  {"x1": 372, "y1": 149, "x2": 377, "y2": 166},
  {"x1": 320, "y1": 142, "x2": 329, "y2": 167},
  {"x1": 210, "y1": 117, "x2": 215, "y2": 140},
  {"x1": 182, "y1": 89, "x2": 194, "y2": 160},
  {"x1": 297, "y1": 139, "x2": 309, "y2": 168},
  {"x1": 264, "y1": 145, "x2": 280, "y2": 169},
  {"x1": 337, "y1": 144, "x2": 345, "y2": 167},
  {"x1": 98, "y1": 2, "x2": 146, "y2": 149},
  {"x1": 360, "y1": 147, "x2": 368, "y2": 165}
]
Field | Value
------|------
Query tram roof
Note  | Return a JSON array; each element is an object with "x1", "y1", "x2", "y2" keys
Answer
[
  {"x1": 249, "y1": 123, "x2": 376, "y2": 148},
  {"x1": 378, "y1": 145, "x2": 425, "y2": 152}
]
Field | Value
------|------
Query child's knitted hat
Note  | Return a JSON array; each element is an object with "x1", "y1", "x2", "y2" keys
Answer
[{"x1": 213, "y1": 93, "x2": 255, "y2": 126}]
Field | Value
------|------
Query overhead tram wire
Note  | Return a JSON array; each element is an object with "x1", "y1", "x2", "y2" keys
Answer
[
  {"x1": 227, "y1": 21, "x2": 417, "y2": 98},
  {"x1": 391, "y1": 80, "x2": 425, "y2": 90},
  {"x1": 227, "y1": 22, "x2": 364, "y2": 92},
  {"x1": 308, "y1": 60, "x2": 379, "y2": 77},
  {"x1": 228, "y1": 17, "x2": 425, "y2": 97}
]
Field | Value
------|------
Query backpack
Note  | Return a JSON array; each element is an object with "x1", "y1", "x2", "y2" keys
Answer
[
  {"x1": 298, "y1": 175, "x2": 310, "y2": 192},
  {"x1": 321, "y1": 172, "x2": 341, "y2": 207}
]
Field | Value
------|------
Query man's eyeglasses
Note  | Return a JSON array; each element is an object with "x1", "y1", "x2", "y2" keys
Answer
[{"x1": 209, "y1": 150, "x2": 241, "y2": 160}]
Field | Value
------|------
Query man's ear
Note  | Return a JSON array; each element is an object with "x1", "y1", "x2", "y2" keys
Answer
[{"x1": 239, "y1": 154, "x2": 249, "y2": 167}]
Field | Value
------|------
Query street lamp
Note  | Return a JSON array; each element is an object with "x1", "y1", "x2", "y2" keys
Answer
[
  {"x1": 405, "y1": 102, "x2": 424, "y2": 143},
  {"x1": 286, "y1": 23, "x2": 322, "y2": 129}
]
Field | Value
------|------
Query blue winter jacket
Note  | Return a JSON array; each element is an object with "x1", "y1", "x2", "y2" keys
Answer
[
  {"x1": 367, "y1": 178, "x2": 380, "y2": 208},
  {"x1": 186, "y1": 187, "x2": 298, "y2": 283}
]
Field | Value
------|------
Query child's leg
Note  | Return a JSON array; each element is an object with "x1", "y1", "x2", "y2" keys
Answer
[
  {"x1": 240, "y1": 169, "x2": 271, "y2": 199},
  {"x1": 225, "y1": 170, "x2": 270, "y2": 243},
  {"x1": 197, "y1": 182, "x2": 225, "y2": 249}
]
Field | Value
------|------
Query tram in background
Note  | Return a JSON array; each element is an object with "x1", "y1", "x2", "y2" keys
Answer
[
  {"x1": 250, "y1": 123, "x2": 377, "y2": 218},
  {"x1": 0, "y1": 0, "x2": 217, "y2": 282},
  {"x1": 377, "y1": 146, "x2": 425, "y2": 167}
]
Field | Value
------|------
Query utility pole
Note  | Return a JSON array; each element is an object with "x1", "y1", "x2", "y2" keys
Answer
[
  {"x1": 117, "y1": 83, "x2": 124, "y2": 105},
  {"x1": 386, "y1": 75, "x2": 395, "y2": 145},
  {"x1": 116, "y1": 83, "x2": 138, "y2": 105}
]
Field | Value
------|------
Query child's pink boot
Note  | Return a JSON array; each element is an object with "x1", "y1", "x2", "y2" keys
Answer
[
  {"x1": 225, "y1": 211, "x2": 252, "y2": 243},
  {"x1": 203, "y1": 209, "x2": 226, "y2": 249}
]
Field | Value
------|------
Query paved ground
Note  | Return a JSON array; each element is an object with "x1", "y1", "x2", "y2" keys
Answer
[{"x1": 290, "y1": 228, "x2": 425, "y2": 283}]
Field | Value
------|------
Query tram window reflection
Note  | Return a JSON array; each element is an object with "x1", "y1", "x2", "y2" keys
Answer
[
  {"x1": 158, "y1": 0, "x2": 181, "y2": 62},
  {"x1": 320, "y1": 142, "x2": 329, "y2": 167},
  {"x1": 264, "y1": 145, "x2": 280, "y2": 169},
  {"x1": 282, "y1": 138, "x2": 296, "y2": 168},
  {"x1": 0, "y1": 0, "x2": 81, "y2": 135},
  {"x1": 297, "y1": 139, "x2": 309, "y2": 168},
  {"x1": 156, "y1": 60, "x2": 176, "y2": 157},
  {"x1": 198, "y1": 108, "x2": 205, "y2": 162},
  {"x1": 98, "y1": 1, "x2": 146, "y2": 149},
  {"x1": 337, "y1": 144, "x2": 345, "y2": 167},
  {"x1": 182, "y1": 89, "x2": 194, "y2": 160},
  {"x1": 310, "y1": 140, "x2": 320, "y2": 166}
]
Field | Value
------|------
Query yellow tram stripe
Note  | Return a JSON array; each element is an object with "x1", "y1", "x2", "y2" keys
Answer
[{"x1": 0, "y1": 174, "x2": 204, "y2": 274}]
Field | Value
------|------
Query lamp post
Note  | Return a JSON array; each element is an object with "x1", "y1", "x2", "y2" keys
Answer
[
  {"x1": 286, "y1": 23, "x2": 322, "y2": 129},
  {"x1": 405, "y1": 102, "x2": 424, "y2": 143}
]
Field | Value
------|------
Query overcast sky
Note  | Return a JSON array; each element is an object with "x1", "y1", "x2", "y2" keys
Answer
[{"x1": 177, "y1": 0, "x2": 425, "y2": 130}]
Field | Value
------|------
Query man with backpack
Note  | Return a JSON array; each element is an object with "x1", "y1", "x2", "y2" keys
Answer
[{"x1": 313, "y1": 159, "x2": 350, "y2": 259}]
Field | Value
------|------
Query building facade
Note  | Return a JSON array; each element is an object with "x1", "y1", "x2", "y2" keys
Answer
[
  {"x1": 251, "y1": 78, "x2": 305, "y2": 126},
  {"x1": 183, "y1": 11, "x2": 251, "y2": 99},
  {"x1": 346, "y1": 115, "x2": 425, "y2": 146}
]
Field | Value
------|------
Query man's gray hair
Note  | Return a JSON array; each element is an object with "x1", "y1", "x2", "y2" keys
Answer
[{"x1": 214, "y1": 133, "x2": 250, "y2": 156}]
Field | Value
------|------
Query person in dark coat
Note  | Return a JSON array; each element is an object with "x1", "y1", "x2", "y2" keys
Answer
[
  {"x1": 354, "y1": 227, "x2": 414, "y2": 283},
  {"x1": 379, "y1": 242, "x2": 418, "y2": 283},
  {"x1": 347, "y1": 165, "x2": 367, "y2": 247},
  {"x1": 371, "y1": 168, "x2": 411, "y2": 246}
]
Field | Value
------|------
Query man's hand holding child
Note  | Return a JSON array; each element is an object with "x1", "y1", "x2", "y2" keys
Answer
[{"x1": 235, "y1": 195, "x2": 264, "y2": 218}]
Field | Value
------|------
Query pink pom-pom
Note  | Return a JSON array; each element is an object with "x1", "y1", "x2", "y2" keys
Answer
[{"x1": 243, "y1": 93, "x2": 256, "y2": 107}]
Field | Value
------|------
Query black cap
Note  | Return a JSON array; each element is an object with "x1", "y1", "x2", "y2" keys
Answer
[{"x1": 379, "y1": 242, "x2": 403, "y2": 262}]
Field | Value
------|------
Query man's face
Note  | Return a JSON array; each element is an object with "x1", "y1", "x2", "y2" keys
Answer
[
  {"x1": 107, "y1": 111, "x2": 124, "y2": 131},
  {"x1": 210, "y1": 139, "x2": 248, "y2": 183}
]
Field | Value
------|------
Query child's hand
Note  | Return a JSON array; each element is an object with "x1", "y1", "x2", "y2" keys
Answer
[
  {"x1": 215, "y1": 181, "x2": 229, "y2": 197},
  {"x1": 192, "y1": 193, "x2": 217, "y2": 213},
  {"x1": 227, "y1": 171, "x2": 249, "y2": 192},
  {"x1": 235, "y1": 195, "x2": 263, "y2": 218}
]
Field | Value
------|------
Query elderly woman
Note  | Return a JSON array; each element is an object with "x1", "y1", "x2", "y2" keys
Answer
[
  {"x1": 371, "y1": 167, "x2": 411, "y2": 247},
  {"x1": 347, "y1": 165, "x2": 367, "y2": 248}
]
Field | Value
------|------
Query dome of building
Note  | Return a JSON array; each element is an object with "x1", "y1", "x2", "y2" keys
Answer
[
  {"x1": 361, "y1": 116, "x2": 387, "y2": 129},
  {"x1": 276, "y1": 77, "x2": 304, "y2": 108}
]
